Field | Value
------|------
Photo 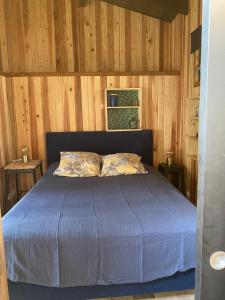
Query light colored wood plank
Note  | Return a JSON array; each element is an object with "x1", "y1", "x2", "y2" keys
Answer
[
  {"x1": 91, "y1": 291, "x2": 194, "y2": 300},
  {"x1": 65, "y1": 0, "x2": 75, "y2": 72},
  {"x1": 112, "y1": 297, "x2": 134, "y2": 300},
  {"x1": 0, "y1": 76, "x2": 17, "y2": 211},
  {"x1": 113, "y1": 5, "x2": 120, "y2": 72},
  {"x1": 0, "y1": 0, "x2": 9, "y2": 72},
  {"x1": 0, "y1": 0, "x2": 202, "y2": 204},
  {"x1": 0, "y1": 73, "x2": 181, "y2": 203},
  {"x1": 0, "y1": 0, "x2": 184, "y2": 73},
  {"x1": 155, "y1": 290, "x2": 194, "y2": 299},
  {"x1": 0, "y1": 209, "x2": 9, "y2": 300},
  {"x1": 1, "y1": 71, "x2": 181, "y2": 77},
  {"x1": 182, "y1": 0, "x2": 202, "y2": 201},
  {"x1": 0, "y1": 0, "x2": 202, "y2": 216}
]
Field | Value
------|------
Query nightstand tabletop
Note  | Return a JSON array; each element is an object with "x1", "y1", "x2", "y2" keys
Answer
[
  {"x1": 158, "y1": 163, "x2": 184, "y2": 171},
  {"x1": 4, "y1": 160, "x2": 42, "y2": 171}
]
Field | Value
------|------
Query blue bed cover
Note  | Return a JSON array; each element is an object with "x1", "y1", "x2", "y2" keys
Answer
[{"x1": 3, "y1": 164, "x2": 196, "y2": 287}]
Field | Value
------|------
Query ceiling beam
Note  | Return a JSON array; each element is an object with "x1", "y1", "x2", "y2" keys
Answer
[
  {"x1": 101, "y1": 0, "x2": 189, "y2": 22},
  {"x1": 157, "y1": 0, "x2": 189, "y2": 15}
]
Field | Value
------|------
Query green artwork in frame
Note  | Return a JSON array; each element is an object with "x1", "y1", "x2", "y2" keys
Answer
[
  {"x1": 108, "y1": 108, "x2": 139, "y2": 130},
  {"x1": 105, "y1": 88, "x2": 142, "y2": 131},
  {"x1": 107, "y1": 90, "x2": 139, "y2": 106}
]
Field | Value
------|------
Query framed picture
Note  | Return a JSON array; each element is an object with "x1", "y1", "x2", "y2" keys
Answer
[{"x1": 193, "y1": 49, "x2": 201, "y2": 87}]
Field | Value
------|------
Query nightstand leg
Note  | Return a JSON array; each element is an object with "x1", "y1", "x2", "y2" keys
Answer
[
  {"x1": 32, "y1": 170, "x2": 37, "y2": 185},
  {"x1": 179, "y1": 171, "x2": 185, "y2": 194},
  {"x1": 4, "y1": 172, "x2": 9, "y2": 214},
  {"x1": 15, "y1": 174, "x2": 19, "y2": 201},
  {"x1": 164, "y1": 171, "x2": 169, "y2": 178},
  {"x1": 40, "y1": 163, "x2": 43, "y2": 176}
]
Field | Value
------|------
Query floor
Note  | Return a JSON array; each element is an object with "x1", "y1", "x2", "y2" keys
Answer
[
  {"x1": 94, "y1": 291, "x2": 195, "y2": 300},
  {"x1": 154, "y1": 290, "x2": 194, "y2": 299}
]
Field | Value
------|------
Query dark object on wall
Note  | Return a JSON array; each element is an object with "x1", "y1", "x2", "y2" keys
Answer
[
  {"x1": 101, "y1": 0, "x2": 189, "y2": 22},
  {"x1": 108, "y1": 94, "x2": 118, "y2": 107},
  {"x1": 191, "y1": 26, "x2": 202, "y2": 53}
]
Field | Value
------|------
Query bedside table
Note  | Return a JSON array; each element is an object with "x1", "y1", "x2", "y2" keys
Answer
[
  {"x1": 158, "y1": 163, "x2": 185, "y2": 194},
  {"x1": 4, "y1": 160, "x2": 43, "y2": 213}
]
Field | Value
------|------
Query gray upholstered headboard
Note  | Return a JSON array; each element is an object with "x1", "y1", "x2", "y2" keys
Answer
[{"x1": 46, "y1": 130, "x2": 153, "y2": 166}]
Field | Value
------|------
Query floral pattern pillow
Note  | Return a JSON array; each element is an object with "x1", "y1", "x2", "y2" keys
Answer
[
  {"x1": 100, "y1": 153, "x2": 147, "y2": 177},
  {"x1": 54, "y1": 152, "x2": 101, "y2": 177}
]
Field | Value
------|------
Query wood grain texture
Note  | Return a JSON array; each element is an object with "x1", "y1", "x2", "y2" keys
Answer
[
  {"x1": 0, "y1": 0, "x2": 184, "y2": 73},
  {"x1": 155, "y1": 290, "x2": 194, "y2": 299},
  {"x1": 0, "y1": 209, "x2": 9, "y2": 300},
  {"x1": 2, "y1": 71, "x2": 181, "y2": 77},
  {"x1": 91, "y1": 290, "x2": 194, "y2": 299},
  {"x1": 0, "y1": 74, "x2": 181, "y2": 207},
  {"x1": 0, "y1": 0, "x2": 202, "y2": 205},
  {"x1": 0, "y1": 75, "x2": 17, "y2": 211},
  {"x1": 100, "y1": 0, "x2": 188, "y2": 22},
  {"x1": 6, "y1": 74, "x2": 181, "y2": 167},
  {"x1": 181, "y1": 0, "x2": 201, "y2": 199}
]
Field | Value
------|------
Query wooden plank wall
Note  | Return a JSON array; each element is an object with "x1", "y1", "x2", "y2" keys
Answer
[
  {"x1": 0, "y1": 75, "x2": 16, "y2": 210},
  {"x1": 0, "y1": 77, "x2": 9, "y2": 286},
  {"x1": 5, "y1": 75, "x2": 181, "y2": 168},
  {"x1": 0, "y1": 74, "x2": 181, "y2": 209},
  {"x1": 184, "y1": 0, "x2": 201, "y2": 102},
  {"x1": 0, "y1": 208, "x2": 9, "y2": 300},
  {"x1": 181, "y1": 0, "x2": 202, "y2": 198},
  {"x1": 0, "y1": 0, "x2": 184, "y2": 73},
  {"x1": 0, "y1": 0, "x2": 202, "y2": 207}
]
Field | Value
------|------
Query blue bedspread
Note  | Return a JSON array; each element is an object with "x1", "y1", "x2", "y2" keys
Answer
[{"x1": 3, "y1": 164, "x2": 196, "y2": 288}]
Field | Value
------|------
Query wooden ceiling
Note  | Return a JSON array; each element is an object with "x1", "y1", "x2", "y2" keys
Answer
[{"x1": 78, "y1": 0, "x2": 189, "y2": 22}]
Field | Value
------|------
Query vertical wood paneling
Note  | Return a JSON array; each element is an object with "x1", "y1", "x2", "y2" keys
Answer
[
  {"x1": 0, "y1": 73, "x2": 181, "y2": 206},
  {"x1": 54, "y1": 0, "x2": 68, "y2": 72},
  {"x1": 0, "y1": 1, "x2": 202, "y2": 205},
  {"x1": 125, "y1": 10, "x2": 131, "y2": 71},
  {"x1": 71, "y1": 0, "x2": 79, "y2": 71},
  {"x1": 182, "y1": 0, "x2": 202, "y2": 198},
  {"x1": 0, "y1": 208, "x2": 9, "y2": 300},
  {"x1": 189, "y1": 0, "x2": 201, "y2": 98},
  {"x1": 100, "y1": 1, "x2": 108, "y2": 71},
  {"x1": 65, "y1": 0, "x2": 75, "y2": 72},
  {"x1": 0, "y1": 76, "x2": 16, "y2": 211},
  {"x1": 95, "y1": 0, "x2": 102, "y2": 71},
  {"x1": 0, "y1": 0, "x2": 184, "y2": 73},
  {"x1": 0, "y1": 0, "x2": 8, "y2": 71},
  {"x1": 3, "y1": 75, "x2": 180, "y2": 174}
]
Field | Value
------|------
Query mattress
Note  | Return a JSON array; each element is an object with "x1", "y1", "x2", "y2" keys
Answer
[{"x1": 3, "y1": 163, "x2": 196, "y2": 288}]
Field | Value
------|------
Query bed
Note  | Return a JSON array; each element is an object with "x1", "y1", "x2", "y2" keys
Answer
[{"x1": 3, "y1": 130, "x2": 196, "y2": 300}]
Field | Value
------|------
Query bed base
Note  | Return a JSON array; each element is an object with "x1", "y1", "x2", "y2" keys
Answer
[{"x1": 8, "y1": 269, "x2": 195, "y2": 300}]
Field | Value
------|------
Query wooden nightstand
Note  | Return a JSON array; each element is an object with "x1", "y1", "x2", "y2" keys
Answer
[
  {"x1": 158, "y1": 163, "x2": 185, "y2": 194},
  {"x1": 4, "y1": 160, "x2": 43, "y2": 213}
]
